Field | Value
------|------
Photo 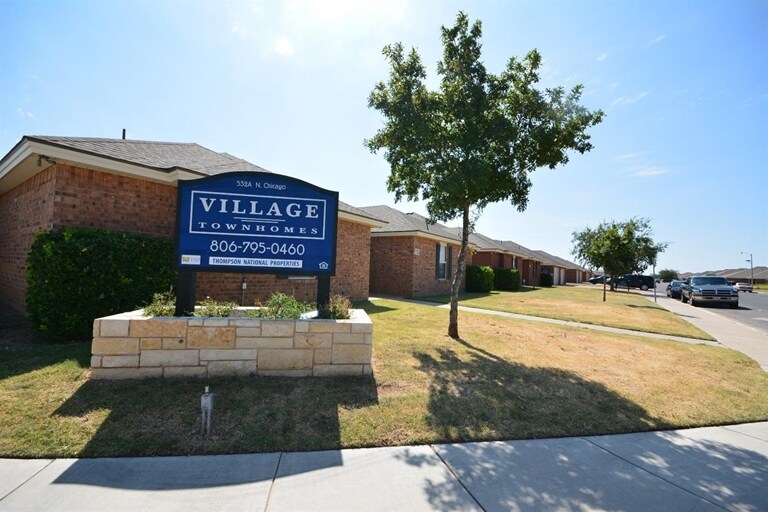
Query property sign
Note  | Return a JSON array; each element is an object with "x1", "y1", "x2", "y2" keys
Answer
[{"x1": 176, "y1": 172, "x2": 338, "y2": 275}]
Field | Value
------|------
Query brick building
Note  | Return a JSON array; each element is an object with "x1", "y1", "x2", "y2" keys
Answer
[
  {"x1": 0, "y1": 136, "x2": 384, "y2": 313},
  {"x1": 358, "y1": 205, "x2": 464, "y2": 298},
  {"x1": 497, "y1": 240, "x2": 543, "y2": 287},
  {"x1": 466, "y1": 232, "x2": 513, "y2": 269},
  {"x1": 532, "y1": 250, "x2": 591, "y2": 285}
]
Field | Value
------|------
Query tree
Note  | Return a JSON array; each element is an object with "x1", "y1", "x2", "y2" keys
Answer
[
  {"x1": 366, "y1": 12, "x2": 604, "y2": 338},
  {"x1": 658, "y1": 269, "x2": 679, "y2": 282},
  {"x1": 571, "y1": 218, "x2": 667, "y2": 301}
]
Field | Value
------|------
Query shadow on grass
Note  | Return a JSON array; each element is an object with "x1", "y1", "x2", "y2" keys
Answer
[
  {"x1": 0, "y1": 303, "x2": 91, "y2": 380},
  {"x1": 0, "y1": 342, "x2": 91, "y2": 381},
  {"x1": 413, "y1": 337, "x2": 672, "y2": 443},
  {"x1": 54, "y1": 374, "x2": 379, "y2": 458},
  {"x1": 356, "y1": 300, "x2": 398, "y2": 315},
  {"x1": 398, "y1": 337, "x2": 768, "y2": 510}
]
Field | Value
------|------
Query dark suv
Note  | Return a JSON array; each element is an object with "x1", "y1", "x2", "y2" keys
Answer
[{"x1": 614, "y1": 274, "x2": 655, "y2": 291}]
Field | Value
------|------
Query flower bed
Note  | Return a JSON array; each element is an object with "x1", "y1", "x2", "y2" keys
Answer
[{"x1": 90, "y1": 309, "x2": 373, "y2": 379}]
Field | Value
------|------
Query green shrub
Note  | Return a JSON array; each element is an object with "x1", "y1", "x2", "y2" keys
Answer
[
  {"x1": 540, "y1": 272, "x2": 554, "y2": 287},
  {"x1": 195, "y1": 297, "x2": 238, "y2": 317},
  {"x1": 142, "y1": 290, "x2": 176, "y2": 317},
  {"x1": 248, "y1": 292, "x2": 313, "y2": 319},
  {"x1": 26, "y1": 227, "x2": 176, "y2": 341},
  {"x1": 466, "y1": 265, "x2": 494, "y2": 293},
  {"x1": 318, "y1": 294, "x2": 352, "y2": 319},
  {"x1": 493, "y1": 268, "x2": 521, "y2": 291}
]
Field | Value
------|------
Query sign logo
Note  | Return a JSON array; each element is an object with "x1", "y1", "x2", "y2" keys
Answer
[{"x1": 176, "y1": 172, "x2": 338, "y2": 275}]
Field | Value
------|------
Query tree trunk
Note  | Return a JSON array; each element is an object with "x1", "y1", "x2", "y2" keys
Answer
[{"x1": 448, "y1": 206, "x2": 470, "y2": 339}]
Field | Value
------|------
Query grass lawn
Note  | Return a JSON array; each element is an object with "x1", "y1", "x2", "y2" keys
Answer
[
  {"x1": 420, "y1": 285, "x2": 714, "y2": 340},
  {"x1": 2, "y1": 298, "x2": 767, "y2": 458}
]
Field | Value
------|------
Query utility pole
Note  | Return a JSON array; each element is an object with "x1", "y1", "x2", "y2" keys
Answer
[{"x1": 741, "y1": 251, "x2": 754, "y2": 288}]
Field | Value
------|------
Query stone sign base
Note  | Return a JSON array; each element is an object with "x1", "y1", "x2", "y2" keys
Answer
[{"x1": 90, "y1": 310, "x2": 373, "y2": 379}]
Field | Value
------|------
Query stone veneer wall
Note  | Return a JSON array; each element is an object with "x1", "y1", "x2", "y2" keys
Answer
[{"x1": 90, "y1": 309, "x2": 373, "y2": 379}]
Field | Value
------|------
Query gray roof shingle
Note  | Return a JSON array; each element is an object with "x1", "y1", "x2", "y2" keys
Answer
[
  {"x1": 17, "y1": 136, "x2": 379, "y2": 221},
  {"x1": 25, "y1": 135, "x2": 269, "y2": 175},
  {"x1": 358, "y1": 205, "x2": 462, "y2": 243}
]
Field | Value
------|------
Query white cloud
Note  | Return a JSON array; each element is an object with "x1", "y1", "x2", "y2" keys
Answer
[
  {"x1": 597, "y1": 52, "x2": 608, "y2": 62},
  {"x1": 274, "y1": 36, "x2": 295, "y2": 57},
  {"x1": 16, "y1": 108, "x2": 35, "y2": 120},
  {"x1": 616, "y1": 151, "x2": 647, "y2": 160},
  {"x1": 633, "y1": 166, "x2": 669, "y2": 177},
  {"x1": 648, "y1": 34, "x2": 666, "y2": 46},
  {"x1": 611, "y1": 92, "x2": 649, "y2": 106}
]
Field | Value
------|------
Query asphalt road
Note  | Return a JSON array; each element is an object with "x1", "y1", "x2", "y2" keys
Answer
[{"x1": 653, "y1": 282, "x2": 768, "y2": 334}]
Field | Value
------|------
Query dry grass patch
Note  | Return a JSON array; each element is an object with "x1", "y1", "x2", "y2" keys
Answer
[
  {"x1": 421, "y1": 286, "x2": 713, "y2": 340},
  {"x1": 1, "y1": 299, "x2": 766, "y2": 458}
]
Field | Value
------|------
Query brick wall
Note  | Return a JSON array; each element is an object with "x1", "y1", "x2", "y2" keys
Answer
[
  {"x1": 369, "y1": 236, "x2": 414, "y2": 297},
  {"x1": 471, "y1": 252, "x2": 494, "y2": 267},
  {"x1": 471, "y1": 251, "x2": 513, "y2": 269},
  {"x1": 370, "y1": 235, "x2": 465, "y2": 298},
  {"x1": 0, "y1": 168, "x2": 56, "y2": 311},
  {"x1": 411, "y1": 237, "x2": 462, "y2": 297},
  {"x1": 51, "y1": 164, "x2": 177, "y2": 237},
  {"x1": 331, "y1": 219, "x2": 370, "y2": 301},
  {"x1": 0, "y1": 163, "x2": 372, "y2": 313},
  {"x1": 519, "y1": 258, "x2": 542, "y2": 286}
]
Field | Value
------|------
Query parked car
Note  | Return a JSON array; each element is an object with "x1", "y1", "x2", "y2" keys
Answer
[
  {"x1": 734, "y1": 282, "x2": 753, "y2": 293},
  {"x1": 588, "y1": 275, "x2": 606, "y2": 284},
  {"x1": 614, "y1": 274, "x2": 656, "y2": 291},
  {"x1": 665, "y1": 280, "x2": 684, "y2": 299},
  {"x1": 681, "y1": 276, "x2": 739, "y2": 308}
]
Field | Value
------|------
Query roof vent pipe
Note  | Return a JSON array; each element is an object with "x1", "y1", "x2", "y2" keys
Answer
[{"x1": 122, "y1": 129, "x2": 126, "y2": 140}]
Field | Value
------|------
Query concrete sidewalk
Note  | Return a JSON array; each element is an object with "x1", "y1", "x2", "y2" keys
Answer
[{"x1": 1, "y1": 422, "x2": 766, "y2": 511}]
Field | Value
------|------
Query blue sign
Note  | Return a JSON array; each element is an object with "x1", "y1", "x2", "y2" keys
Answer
[{"x1": 176, "y1": 172, "x2": 338, "y2": 275}]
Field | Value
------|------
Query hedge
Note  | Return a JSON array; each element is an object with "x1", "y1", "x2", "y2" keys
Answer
[
  {"x1": 466, "y1": 265, "x2": 494, "y2": 293},
  {"x1": 26, "y1": 227, "x2": 177, "y2": 341},
  {"x1": 494, "y1": 268, "x2": 521, "y2": 291},
  {"x1": 539, "y1": 271, "x2": 554, "y2": 287}
]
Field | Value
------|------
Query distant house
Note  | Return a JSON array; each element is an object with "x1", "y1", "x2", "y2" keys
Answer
[
  {"x1": 0, "y1": 135, "x2": 385, "y2": 313},
  {"x1": 358, "y1": 205, "x2": 465, "y2": 298},
  {"x1": 498, "y1": 240, "x2": 543, "y2": 287},
  {"x1": 532, "y1": 250, "x2": 591, "y2": 284},
  {"x1": 466, "y1": 232, "x2": 514, "y2": 269}
]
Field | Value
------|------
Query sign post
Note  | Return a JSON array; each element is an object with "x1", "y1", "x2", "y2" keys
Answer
[{"x1": 175, "y1": 172, "x2": 338, "y2": 315}]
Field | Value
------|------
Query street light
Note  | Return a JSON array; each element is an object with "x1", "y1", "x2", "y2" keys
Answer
[{"x1": 741, "y1": 251, "x2": 754, "y2": 288}]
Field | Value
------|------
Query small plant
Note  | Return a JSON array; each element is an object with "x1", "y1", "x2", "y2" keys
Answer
[
  {"x1": 248, "y1": 292, "x2": 313, "y2": 319},
  {"x1": 540, "y1": 272, "x2": 554, "y2": 287},
  {"x1": 142, "y1": 289, "x2": 176, "y2": 317},
  {"x1": 318, "y1": 294, "x2": 352, "y2": 319},
  {"x1": 195, "y1": 297, "x2": 238, "y2": 317}
]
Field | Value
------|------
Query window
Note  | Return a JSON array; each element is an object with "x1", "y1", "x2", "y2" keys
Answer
[{"x1": 435, "y1": 243, "x2": 452, "y2": 280}]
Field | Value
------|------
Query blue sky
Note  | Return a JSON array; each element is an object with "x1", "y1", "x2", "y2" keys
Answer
[{"x1": 1, "y1": 0, "x2": 766, "y2": 274}]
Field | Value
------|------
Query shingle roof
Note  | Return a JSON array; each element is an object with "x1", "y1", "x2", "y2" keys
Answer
[
  {"x1": 11, "y1": 136, "x2": 379, "y2": 221},
  {"x1": 497, "y1": 240, "x2": 542, "y2": 261},
  {"x1": 24, "y1": 135, "x2": 269, "y2": 175},
  {"x1": 357, "y1": 205, "x2": 462, "y2": 243},
  {"x1": 532, "y1": 250, "x2": 587, "y2": 271},
  {"x1": 466, "y1": 232, "x2": 509, "y2": 252}
]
